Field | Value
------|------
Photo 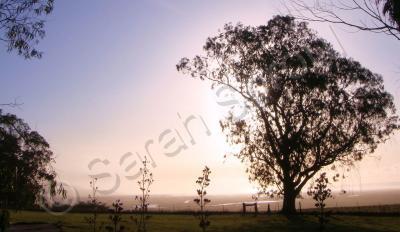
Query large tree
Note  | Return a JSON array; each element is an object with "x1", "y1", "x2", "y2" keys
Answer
[
  {"x1": 0, "y1": 109, "x2": 64, "y2": 209},
  {"x1": 0, "y1": 0, "x2": 54, "y2": 59},
  {"x1": 177, "y1": 16, "x2": 398, "y2": 214}
]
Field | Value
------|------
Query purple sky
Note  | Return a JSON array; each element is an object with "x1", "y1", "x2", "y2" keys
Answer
[{"x1": 1, "y1": 0, "x2": 399, "y2": 198}]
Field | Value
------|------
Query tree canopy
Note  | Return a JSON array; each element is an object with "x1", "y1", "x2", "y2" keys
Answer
[
  {"x1": 0, "y1": 109, "x2": 64, "y2": 209},
  {"x1": 177, "y1": 16, "x2": 399, "y2": 214},
  {"x1": 0, "y1": 0, "x2": 54, "y2": 58}
]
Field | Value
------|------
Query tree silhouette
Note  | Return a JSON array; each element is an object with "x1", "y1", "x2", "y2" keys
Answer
[
  {"x1": 0, "y1": 0, "x2": 54, "y2": 58},
  {"x1": 0, "y1": 109, "x2": 65, "y2": 209},
  {"x1": 194, "y1": 166, "x2": 211, "y2": 232},
  {"x1": 84, "y1": 178, "x2": 104, "y2": 232},
  {"x1": 106, "y1": 199, "x2": 125, "y2": 232},
  {"x1": 307, "y1": 172, "x2": 332, "y2": 232},
  {"x1": 132, "y1": 156, "x2": 153, "y2": 232},
  {"x1": 379, "y1": 0, "x2": 400, "y2": 29},
  {"x1": 177, "y1": 16, "x2": 399, "y2": 214},
  {"x1": 285, "y1": 0, "x2": 400, "y2": 40}
]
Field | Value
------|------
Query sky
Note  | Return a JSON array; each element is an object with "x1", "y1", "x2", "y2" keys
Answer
[{"x1": 0, "y1": 0, "x2": 400, "y2": 199}]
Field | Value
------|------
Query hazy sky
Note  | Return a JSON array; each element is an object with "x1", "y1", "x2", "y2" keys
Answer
[{"x1": 1, "y1": 0, "x2": 399, "y2": 198}]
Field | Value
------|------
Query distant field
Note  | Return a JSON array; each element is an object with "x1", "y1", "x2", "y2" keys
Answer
[
  {"x1": 10, "y1": 211, "x2": 400, "y2": 232},
  {"x1": 94, "y1": 190, "x2": 400, "y2": 212},
  {"x1": 307, "y1": 204, "x2": 400, "y2": 214}
]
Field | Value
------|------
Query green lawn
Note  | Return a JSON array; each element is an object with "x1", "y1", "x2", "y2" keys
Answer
[{"x1": 9, "y1": 211, "x2": 400, "y2": 232}]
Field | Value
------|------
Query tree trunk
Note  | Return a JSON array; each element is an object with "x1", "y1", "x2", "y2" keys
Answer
[{"x1": 281, "y1": 181, "x2": 297, "y2": 215}]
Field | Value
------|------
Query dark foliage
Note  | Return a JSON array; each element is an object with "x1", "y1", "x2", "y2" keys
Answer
[
  {"x1": 177, "y1": 16, "x2": 399, "y2": 214},
  {"x1": 307, "y1": 173, "x2": 332, "y2": 231},
  {"x1": 50, "y1": 201, "x2": 109, "y2": 213},
  {"x1": 194, "y1": 166, "x2": 211, "y2": 232},
  {"x1": 84, "y1": 178, "x2": 104, "y2": 232},
  {"x1": 0, "y1": 109, "x2": 65, "y2": 209},
  {"x1": 0, "y1": 0, "x2": 54, "y2": 58},
  {"x1": 379, "y1": 0, "x2": 400, "y2": 29},
  {"x1": 106, "y1": 199, "x2": 125, "y2": 232},
  {"x1": 132, "y1": 156, "x2": 154, "y2": 232}
]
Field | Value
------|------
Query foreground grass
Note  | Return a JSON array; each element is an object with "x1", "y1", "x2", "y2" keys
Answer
[{"x1": 10, "y1": 211, "x2": 400, "y2": 232}]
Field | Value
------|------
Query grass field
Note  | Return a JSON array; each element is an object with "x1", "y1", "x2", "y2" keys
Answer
[{"x1": 9, "y1": 211, "x2": 400, "y2": 232}]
